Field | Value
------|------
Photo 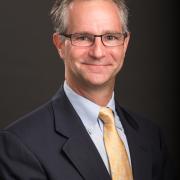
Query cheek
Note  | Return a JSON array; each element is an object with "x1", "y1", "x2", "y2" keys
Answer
[
  {"x1": 65, "y1": 46, "x2": 88, "y2": 64},
  {"x1": 110, "y1": 48, "x2": 125, "y2": 67},
  {"x1": 64, "y1": 47, "x2": 87, "y2": 72}
]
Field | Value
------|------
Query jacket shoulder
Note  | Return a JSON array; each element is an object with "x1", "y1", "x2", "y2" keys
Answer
[
  {"x1": 7, "y1": 101, "x2": 52, "y2": 129},
  {"x1": 119, "y1": 105, "x2": 160, "y2": 132},
  {"x1": 3, "y1": 101, "x2": 55, "y2": 147}
]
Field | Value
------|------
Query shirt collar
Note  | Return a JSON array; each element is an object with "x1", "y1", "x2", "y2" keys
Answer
[{"x1": 63, "y1": 81, "x2": 123, "y2": 132}]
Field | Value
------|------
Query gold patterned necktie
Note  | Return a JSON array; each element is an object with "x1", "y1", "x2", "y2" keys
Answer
[{"x1": 99, "y1": 107, "x2": 133, "y2": 180}]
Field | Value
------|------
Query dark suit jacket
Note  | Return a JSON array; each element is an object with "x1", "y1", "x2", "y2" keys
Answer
[{"x1": 0, "y1": 87, "x2": 176, "y2": 180}]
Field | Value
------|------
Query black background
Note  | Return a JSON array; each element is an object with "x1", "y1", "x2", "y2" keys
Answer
[{"x1": 0, "y1": 0, "x2": 178, "y2": 171}]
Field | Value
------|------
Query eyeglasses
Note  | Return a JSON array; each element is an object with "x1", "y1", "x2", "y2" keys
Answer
[{"x1": 61, "y1": 32, "x2": 127, "y2": 47}]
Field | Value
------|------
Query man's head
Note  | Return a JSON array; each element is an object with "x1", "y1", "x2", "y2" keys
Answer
[{"x1": 51, "y1": 0, "x2": 130, "y2": 97}]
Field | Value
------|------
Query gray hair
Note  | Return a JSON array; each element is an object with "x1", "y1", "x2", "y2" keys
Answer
[{"x1": 50, "y1": 0, "x2": 129, "y2": 34}]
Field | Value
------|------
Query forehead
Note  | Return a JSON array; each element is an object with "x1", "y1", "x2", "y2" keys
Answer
[{"x1": 66, "y1": 0, "x2": 122, "y2": 33}]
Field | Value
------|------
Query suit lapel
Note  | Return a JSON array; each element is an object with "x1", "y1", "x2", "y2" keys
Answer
[
  {"x1": 51, "y1": 87, "x2": 111, "y2": 180},
  {"x1": 116, "y1": 103, "x2": 152, "y2": 180}
]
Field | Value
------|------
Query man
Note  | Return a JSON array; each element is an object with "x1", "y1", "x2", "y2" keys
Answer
[{"x1": 0, "y1": 0, "x2": 175, "y2": 179}]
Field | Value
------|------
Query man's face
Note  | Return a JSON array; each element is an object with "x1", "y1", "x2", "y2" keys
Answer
[{"x1": 54, "y1": 0, "x2": 130, "y2": 90}]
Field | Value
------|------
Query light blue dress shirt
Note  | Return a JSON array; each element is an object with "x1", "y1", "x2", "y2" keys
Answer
[{"x1": 63, "y1": 81, "x2": 131, "y2": 172}]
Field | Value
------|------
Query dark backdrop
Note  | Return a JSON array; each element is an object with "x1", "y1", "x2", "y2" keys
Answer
[{"x1": 0, "y1": 0, "x2": 178, "y2": 171}]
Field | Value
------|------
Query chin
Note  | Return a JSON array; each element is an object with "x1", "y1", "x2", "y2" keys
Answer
[{"x1": 84, "y1": 77, "x2": 113, "y2": 88}]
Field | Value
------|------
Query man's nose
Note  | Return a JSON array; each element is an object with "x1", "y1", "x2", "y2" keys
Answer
[{"x1": 88, "y1": 37, "x2": 106, "y2": 59}]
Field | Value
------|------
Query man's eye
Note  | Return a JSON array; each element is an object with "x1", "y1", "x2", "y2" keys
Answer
[
  {"x1": 105, "y1": 35, "x2": 118, "y2": 41},
  {"x1": 75, "y1": 35, "x2": 91, "y2": 41}
]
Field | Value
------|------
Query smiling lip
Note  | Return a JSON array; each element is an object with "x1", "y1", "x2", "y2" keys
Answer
[
  {"x1": 81, "y1": 63, "x2": 111, "y2": 73},
  {"x1": 82, "y1": 63, "x2": 111, "y2": 66}
]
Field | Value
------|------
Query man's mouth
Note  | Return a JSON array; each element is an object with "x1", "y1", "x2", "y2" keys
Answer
[{"x1": 81, "y1": 63, "x2": 110, "y2": 67}]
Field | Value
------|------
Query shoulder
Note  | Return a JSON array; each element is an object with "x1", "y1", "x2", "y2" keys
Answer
[
  {"x1": 117, "y1": 105, "x2": 165, "y2": 146},
  {"x1": 119, "y1": 105, "x2": 160, "y2": 132},
  {"x1": 5, "y1": 101, "x2": 53, "y2": 136},
  {"x1": 0, "y1": 86, "x2": 70, "y2": 153},
  {"x1": 3, "y1": 86, "x2": 66, "y2": 139},
  {"x1": 0, "y1": 101, "x2": 55, "y2": 150}
]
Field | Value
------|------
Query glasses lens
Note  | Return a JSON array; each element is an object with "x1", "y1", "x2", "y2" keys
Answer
[
  {"x1": 71, "y1": 33, "x2": 94, "y2": 47},
  {"x1": 102, "y1": 33, "x2": 125, "y2": 46}
]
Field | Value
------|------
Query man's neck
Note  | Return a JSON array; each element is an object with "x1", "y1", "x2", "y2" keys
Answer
[{"x1": 66, "y1": 80, "x2": 114, "y2": 107}]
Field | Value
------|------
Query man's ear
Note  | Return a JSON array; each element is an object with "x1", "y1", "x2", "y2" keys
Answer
[{"x1": 53, "y1": 33, "x2": 65, "y2": 59}]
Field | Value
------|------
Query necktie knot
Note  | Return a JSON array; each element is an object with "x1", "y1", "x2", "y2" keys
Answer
[{"x1": 99, "y1": 107, "x2": 115, "y2": 125}]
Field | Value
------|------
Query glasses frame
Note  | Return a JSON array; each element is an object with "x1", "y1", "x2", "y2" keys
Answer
[{"x1": 60, "y1": 32, "x2": 128, "y2": 47}]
